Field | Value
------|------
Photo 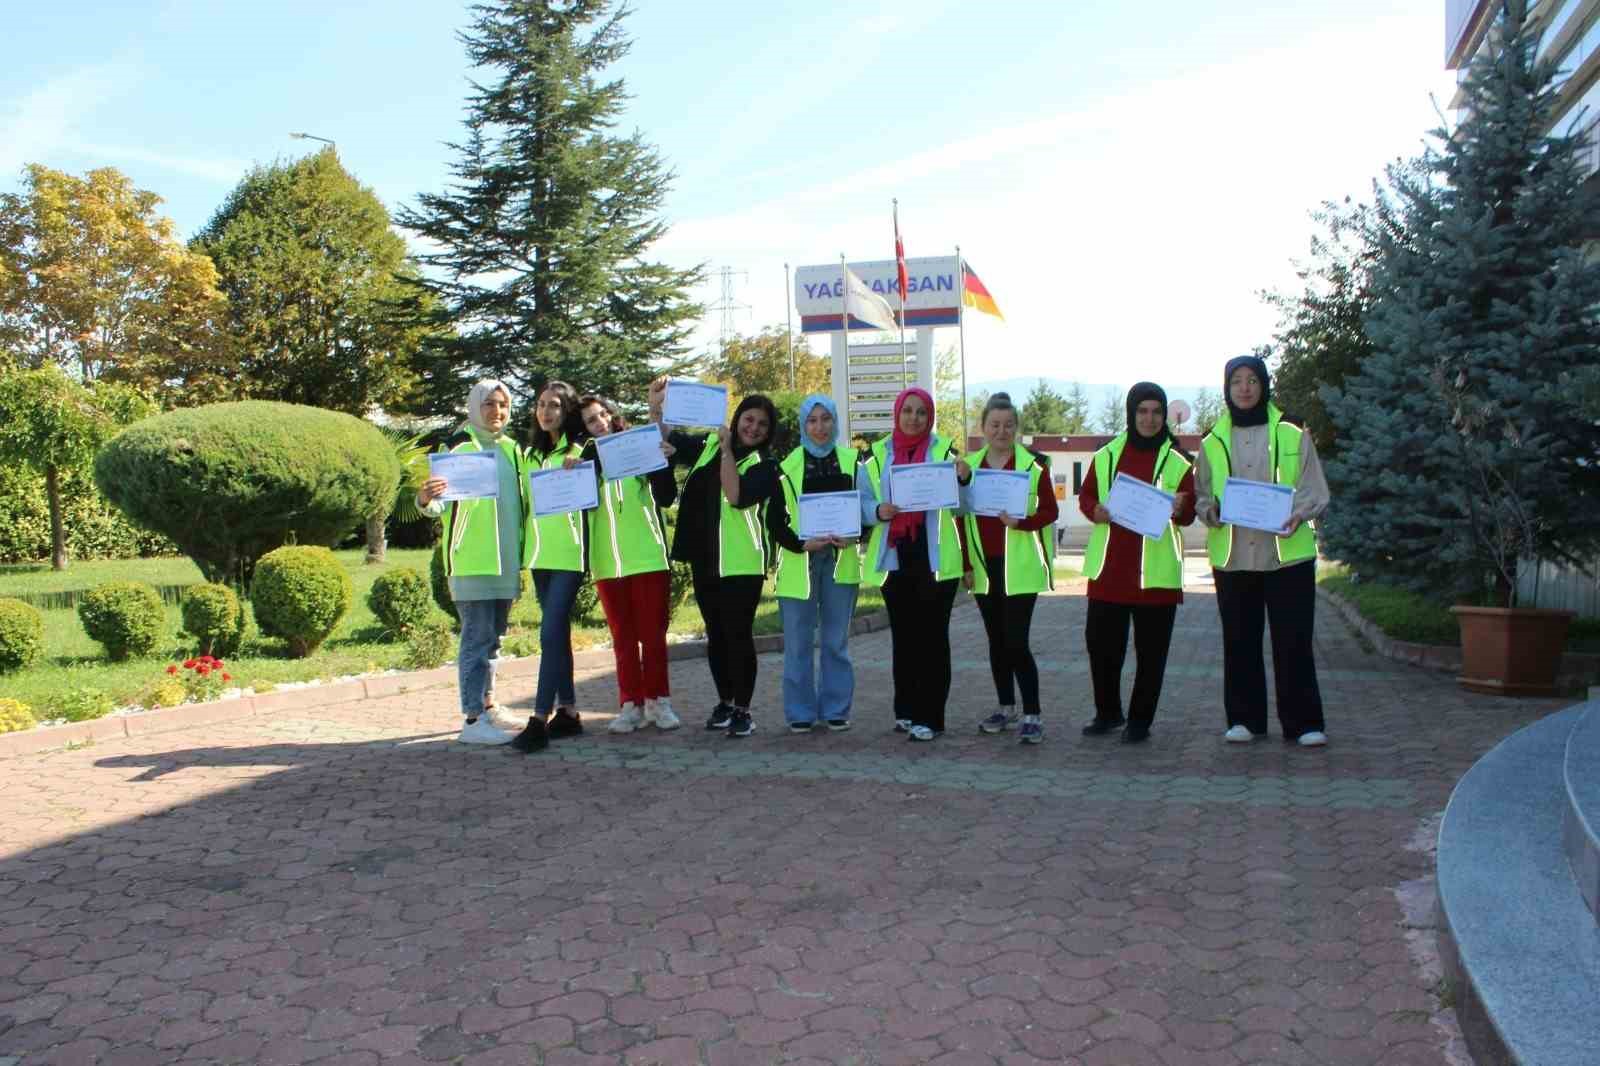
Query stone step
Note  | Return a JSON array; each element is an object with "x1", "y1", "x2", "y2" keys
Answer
[
  {"x1": 1438, "y1": 701, "x2": 1600, "y2": 1065},
  {"x1": 1563, "y1": 702, "x2": 1600, "y2": 922}
]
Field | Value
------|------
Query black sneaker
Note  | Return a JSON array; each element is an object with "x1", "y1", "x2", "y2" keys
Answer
[
  {"x1": 825, "y1": 719, "x2": 851, "y2": 732},
  {"x1": 1081, "y1": 716, "x2": 1126, "y2": 737},
  {"x1": 726, "y1": 710, "x2": 755, "y2": 737},
  {"x1": 788, "y1": 721, "x2": 814, "y2": 734},
  {"x1": 1121, "y1": 724, "x2": 1151, "y2": 744},
  {"x1": 705, "y1": 704, "x2": 734, "y2": 730},
  {"x1": 509, "y1": 716, "x2": 549, "y2": 753},
  {"x1": 548, "y1": 710, "x2": 583, "y2": 739}
]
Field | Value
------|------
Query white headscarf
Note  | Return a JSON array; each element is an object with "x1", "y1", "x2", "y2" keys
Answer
[{"x1": 465, "y1": 379, "x2": 513, "y2": 437}]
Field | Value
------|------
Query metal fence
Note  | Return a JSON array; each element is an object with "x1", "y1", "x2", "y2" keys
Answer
[{"x1": 1518, "y1": 557, "x2": 1600, "y2": 617}]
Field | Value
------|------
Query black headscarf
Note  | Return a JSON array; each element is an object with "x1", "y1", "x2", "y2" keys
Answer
[
  {"x1": 729, "y1": 394, "x2": 778, "y2": 458},
  {"x1": 1125, "y1": 381, "x2": 1176, "y2": 451},
  {"x1": 1223, "y1": 354, "x2": 1271, "y2": 427}
]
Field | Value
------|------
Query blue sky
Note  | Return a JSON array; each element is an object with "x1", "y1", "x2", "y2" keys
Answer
[{"x1": 2, "y1": 1, "x2": 1457, "y2": 389}]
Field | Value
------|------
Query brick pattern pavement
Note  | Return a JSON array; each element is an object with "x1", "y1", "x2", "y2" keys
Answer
[{"x1": 0, "y1": 583, "x2": 1563, "y2": 1065}]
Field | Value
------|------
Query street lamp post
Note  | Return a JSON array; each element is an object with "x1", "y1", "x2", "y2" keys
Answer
[{"x1": 289, "y1": 132, "x2": 336, "y2": 147}]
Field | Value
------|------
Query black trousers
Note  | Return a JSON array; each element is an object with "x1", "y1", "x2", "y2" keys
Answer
[
  {"x1": 881, "y1": 536, "x2": 958, "y2": 732},
  {"x1": 691, "y1": 561, "x2": 764, "y2": 709},
  {"x1": 1212, "y1": 561, "x2": 1325, "y2": 739},
  {"x1": 974, "y1": 555, "x2": 1041, "y2": 714},
  {"x1": 1085, "y1": 600, "x2": 1177, "y2": 728}
]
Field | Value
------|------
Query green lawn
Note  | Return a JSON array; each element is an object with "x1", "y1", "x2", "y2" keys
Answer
[
  {"x1": 1318, "y1": 564, "x2": 1600, "y2": 652},
  {"x1": 0, "y1": 549, "x2": 890, "y2": 717}
]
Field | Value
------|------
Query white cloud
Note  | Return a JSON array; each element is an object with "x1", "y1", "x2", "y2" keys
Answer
[
  {"x1": 62, "y1": 141, "x2": 250, "y2": 184},
  {"x1": 0, "y1": 65, "x2": 124, "y2": 177}
]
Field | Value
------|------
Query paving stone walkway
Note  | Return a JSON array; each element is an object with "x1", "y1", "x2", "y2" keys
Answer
[{"x1": 0, "y1": 577, "x2": 1567, "y2": 1065}]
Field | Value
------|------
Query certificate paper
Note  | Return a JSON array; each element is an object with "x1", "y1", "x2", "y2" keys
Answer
[
  {"x1": 428, "y1": 452, "x2": 499, "y2": 501},
  {"x1": 662, "y1": 380, "x2": 729, "y2": 427},
  {"x1": 797, "y1": 491, "x2": 861, "y2": 540},
  {"x1": 887, "y1": 462, "x2": 960, "y2": 514},
  {"x1": 967, "y1": 468, "x2": 1032, "y2": 518},
  {"x1": 529, "y1": 462, "x2": 599, "y2": 517},
  {"x1": 595, "y1": 425, "x2": 669, "y2": 480},
  {"x1": 1220, "y1": 477, "x2": 1295, "y2": 533},
  {"x1": 1105, "y1": 473, "x2": 1175, "y2": 540}
]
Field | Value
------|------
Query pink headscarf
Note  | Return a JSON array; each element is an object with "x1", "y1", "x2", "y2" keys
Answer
[{"x1": 888, "y1": 387, "x2": 936, "y2": 546}]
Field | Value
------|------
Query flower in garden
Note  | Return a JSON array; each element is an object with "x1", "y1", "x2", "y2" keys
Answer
[
  {"x1": 183, "y1": 658, "x2": 197, "y2": 669},
  {"x1": 222, "y1": 673, "x2": 231, "y2": 682},
  {"x1": 166, "y1": 665, "x2": 178, "y2": 675}
]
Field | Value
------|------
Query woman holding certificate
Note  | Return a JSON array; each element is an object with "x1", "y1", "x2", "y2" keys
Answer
[
  {"x1": 416, "y1": 380, "x2": 533, "y2": 746},
  {"x1": 1077, "y1": 383, "x2": 1196, "y2": 744},
  {"x1": 1194, "y1": 355, "x2": 1330, "y2": 747},
  {"x1": 860, "y1": 386, "x2": 970, "y2": 741},
  {"x1": 766, "y1": 395, "x2": 862, "y2": 733},
  {"x1": 958, "y1": 393, "x2": 1058, "y2": 744},
  {"x1": 649, "y1": 378, "x2": 780, "y2": 739},
  {"x1": 516, "y1": 381, "x2": 589, "y2": 751},
  {"x1": 571, "y1": 395, "x2": 683, "y2": 735}
]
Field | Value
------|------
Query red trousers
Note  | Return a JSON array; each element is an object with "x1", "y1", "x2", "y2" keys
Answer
[{"x1": 595, "y1": 570, "x2": 671, "y2": 706}]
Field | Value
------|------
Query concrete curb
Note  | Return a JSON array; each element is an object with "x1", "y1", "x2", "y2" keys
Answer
[
  {"x1": 0, "y1": 609, "x2": 894, "y2": 760},
  {"x1": 1318, "y1": 586, "x2": 1600, "y2": 690}
]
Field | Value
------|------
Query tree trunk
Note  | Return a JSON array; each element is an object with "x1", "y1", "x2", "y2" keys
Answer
[
  {"x1": 45, "y1": 464, "x2": 67, "y2": 571},
  {"x1": 365, "y1": 514, "x2": 387, "y2": 565}
]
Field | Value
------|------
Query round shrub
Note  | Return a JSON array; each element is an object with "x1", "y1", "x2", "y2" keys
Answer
[
  {"x1": 429, "y1": 545, "x2": 458, "y2": 625},
  {"x1": 0, "y1": 698, "x2": 35, "y2": 734},
  {"x1": 94, "y1": 401, "x2": 401, "y2": 586},
  {"x1": 251, "y1": 546, "x2": 353, "y2": 657},
  {"x1": 0, "y1": 597, "x2": 44, "y2": 673},
  {"x1": 78, "y1": 582, "x2": 165, "y2": 661},
  {"x1": 181, "y1": 583, "x2": 246, "y2": 657},
  {"x1": 368, "y1": 567, "x2": 433, "y2": 639}
]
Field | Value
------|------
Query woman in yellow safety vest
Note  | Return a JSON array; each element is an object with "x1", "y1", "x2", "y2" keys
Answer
[
  {"x1": 1194, "y1": 355, "x2": 1331, "y2": 747},
  {"x1": 512, "y1": 380, "x2": 588, "y2": 752},
  {"x1": 766, "y1": 394, "x2": 862, "y2": 733},
  {"x1": 416, "y1": 379, "x2": 532, "y2": 747},
  {"x1": 567, "y1": 394, "x2": 684, "y2": 736},
  {"x1": 648, "y1": 377, "x2": 780, "y2": 739},
  {"x1": 959, "y1": 392, "x2": 1058, "y2": 744},
  {"x1": 859, "y1": 386, "x2": 972, "y2": 741},
  {"x1": 1077, "y1": 382, "x2": 1196, "y2": 744}
]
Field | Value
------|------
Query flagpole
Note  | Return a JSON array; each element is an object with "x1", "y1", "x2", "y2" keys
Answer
[
  {"x1": 784, "y1": 262, "x2": 795, "y2": 390},
  {"x1": 894, "y1": 199, "x2": 907, "y2": 391},
  {"x1": 956, "y1": 243, "x2": 968, "y2": 449},
  {"x1": 839, "y1": 255, "x2": 850, "y2": 419}
]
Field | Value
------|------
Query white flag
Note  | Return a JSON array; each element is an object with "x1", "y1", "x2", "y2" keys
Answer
[{"x1": 842, "y1": 264, "x2": 899, "y2": 332}]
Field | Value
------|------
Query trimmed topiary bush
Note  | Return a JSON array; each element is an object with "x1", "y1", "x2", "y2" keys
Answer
[
  {"x1": 0, "y1": 597, "x2": 44, "y2": 673},
  {"x1": 78, "y1": 582, "x2": 165, "y2": 661},
  {"x1": 429, "y1": 544, "x2": 458, "y2": 625},
  {"x1": 94, "y1": 401, "x2": 401, "y2": 586},
  {"x1": 251, "y1": 546, "x2": 353, "y2": 657},
  {"x1": 368, "y1": 567, "x2": 433, "y2": 639},
  {"x1": 181, "y1": 583, "x2": 247, "y2": 657},
  {"x1": 0, "y1": 698, "x2": 35, "y2": 733}
]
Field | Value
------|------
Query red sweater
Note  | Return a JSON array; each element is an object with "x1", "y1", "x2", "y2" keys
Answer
[
  {"x1": 959, "y1": 451, "x2": 1059, "y2": 564},
  {"x1": 1077, "y1": 445, "x2": 1196, "y2": 606}
]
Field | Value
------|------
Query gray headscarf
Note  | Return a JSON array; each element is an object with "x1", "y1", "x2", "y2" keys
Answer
[{"x1": 465, "y1": 379, "x2": 513, "y2": 438}]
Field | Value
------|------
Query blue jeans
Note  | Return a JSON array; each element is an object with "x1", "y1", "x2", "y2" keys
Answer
[
  {"x1": 457, "y1": 598, "x2": 512, "y2": 719},
  {"x1": 532, "y1": 568, "x2": 582, "y2": 713},
  {"x1": 779, "y1": 551, "x2": 858, "y2": 724}
]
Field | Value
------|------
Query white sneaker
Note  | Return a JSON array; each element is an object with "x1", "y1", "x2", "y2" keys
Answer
[
  {"x1": 609, "y1": 704, "x2": 646, "y2": 735},
  {"x1": 894, "y1": 718, "x2": 913, "y2": 733},
  {"x1": 1297, "y1": 731, "x2": 1328, "y2": 747},
  {"x1": 644, "y1": 698, "x2": 681, "y2": 731},
  {"x1": 908, "y1": 725, "x2": 938, "y2": 741},
  {"x1": 459, "y1": 717, "x2": 514, "y2": 745},
  {"x1": 1224, "y1": 724, "x2": 1255, "y2": 743}
]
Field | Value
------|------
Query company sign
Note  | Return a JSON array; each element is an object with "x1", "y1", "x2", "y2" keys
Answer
[{"x1": 794, "y1": 255, "x2": 959, "y2": 334}]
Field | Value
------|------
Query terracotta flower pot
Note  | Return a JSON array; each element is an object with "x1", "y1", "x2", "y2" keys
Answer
[{"x1": 1450, "y1": 605, "x2": 1574, "y2": 697}]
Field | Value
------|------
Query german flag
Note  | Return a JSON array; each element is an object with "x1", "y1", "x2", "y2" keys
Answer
[{"x1": 961, "y1": 262, "x2": 1004, "y2": 320}]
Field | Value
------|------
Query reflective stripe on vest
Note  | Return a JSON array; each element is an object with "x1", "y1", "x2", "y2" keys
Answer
[
  {"x1": 527, "y1": 437, "x2": 585, "y2": 572},
  {"x1": 862, "y1": 435, "x2": 964, "y2": 587},
  {"x1": 1080, "y1": 434, "x2": 1189, "y2": 590},
  {"x1": 439, "y1": 434, "x2": 532, "y2": 577},
  {"x1": 1201, "y1": 405, "x2": 1317, "y2": 568},
  {"x1": 774, "y1": 445, "x2": 863, "y2": 599},
  {"x1": 587, "y1": 470, "x2": 670, "y2": 581},
  {"x1": 962, "y1": 446, "x2": 1053, "y2": 597},
  {"x1": 689, "y1": 438, "x2": 769, "y2": 578}
]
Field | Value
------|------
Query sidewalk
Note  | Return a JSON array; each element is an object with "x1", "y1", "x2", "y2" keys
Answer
[{"x1": 0, "y1": 580, "x2": 1563, "y2": 1065}]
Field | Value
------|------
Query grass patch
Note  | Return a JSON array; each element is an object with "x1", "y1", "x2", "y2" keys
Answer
[
  {"x1": 1319, "y1": 564, "x2": 1600, "y2": 652},
  {"x1": 0, "y1": 550, "x2": 892, "y2": 714}
]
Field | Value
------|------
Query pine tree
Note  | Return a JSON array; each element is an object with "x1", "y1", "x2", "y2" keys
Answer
[
  {"x1": 1322, "y1": 0, "x2": 1600, "y2": 604},
  {"x1": 399, "y1": 0, "x2": 702, "y2": 417}
]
